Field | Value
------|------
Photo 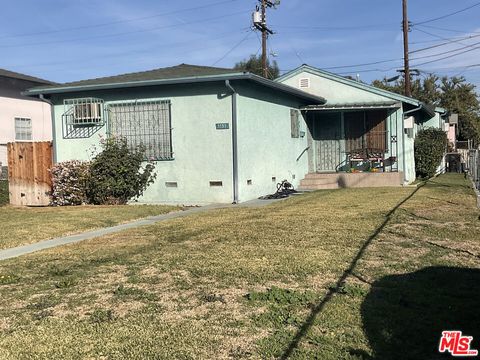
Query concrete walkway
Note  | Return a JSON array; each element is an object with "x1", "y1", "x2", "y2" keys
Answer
[{"x1": 0, "y1": 198, "x2": 286, "y2": 261}]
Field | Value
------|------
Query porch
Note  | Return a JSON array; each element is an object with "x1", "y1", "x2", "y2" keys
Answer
[
  {"x1": 299, "y1": 102, "x2": 403, "y2": 189},
  {"x1": 299, "y1": 172, "x2": 404, "y2": 190}
]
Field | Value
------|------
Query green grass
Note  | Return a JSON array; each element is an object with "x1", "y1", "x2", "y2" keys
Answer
[
  {"x1": 0, "y1": 174, "x2": 478, "y2": 359},
  {"x1": 0, "y1": 203, "x2": 179, "y2": 249}
]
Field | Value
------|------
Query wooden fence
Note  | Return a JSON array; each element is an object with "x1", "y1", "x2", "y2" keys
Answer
[{"x1": 7, "y1": 142, "x2": 53, "y2": 206}]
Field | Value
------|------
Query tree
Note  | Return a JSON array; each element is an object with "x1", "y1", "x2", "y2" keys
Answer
[
  {"x1": 87, "y1": 137, "x2": 157, "y2": 205},
  {"x1": 372, "y1": 75, "x2": 480, "y2": 144},
  {"x1": 234, "y1": 54, "x2": 280, "y2": 79},
  {"x1": 372, "y1": 74, "x2": 441, "y2": 104},
  {"x1": 439, "y1": 77, "x2": 480, "y2": 144},
  {"x1": 414, "y1": 128, "x2": 448, "y2": 179}
]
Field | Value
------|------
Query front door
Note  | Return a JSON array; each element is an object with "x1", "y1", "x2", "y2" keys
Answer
[{"x1": 312, "y1": 112, "x2": 342, "y2": 172}]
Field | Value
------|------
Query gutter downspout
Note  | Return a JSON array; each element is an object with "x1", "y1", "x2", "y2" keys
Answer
[
  {"x1": 225, "y1": 80, "x2": 239, "y2": 204},
  {"x1": 402, "y1": 104, "x2": 423, "y2": 184},
  {"x1": 39, "y1": 94, "x2": 57, "y2": 163}
]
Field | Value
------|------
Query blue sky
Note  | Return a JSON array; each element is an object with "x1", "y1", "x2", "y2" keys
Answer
[{"x1": 1, "y1": 0, "x2": 480, "y2": 87}]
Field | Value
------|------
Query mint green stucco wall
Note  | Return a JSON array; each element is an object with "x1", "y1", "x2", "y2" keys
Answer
[
  {"x1": 49, "y1": 81, "x2": 312, "y2": 204},
  {"x1": 419, "y1": 112, "x2": 442, "y2": 130},
  {"x1": 279, "y1": 70, "x2": 393, "y2": 105},
  {"x1": 51, "y1": 82, "x2": 235, "y2": 205},
  {"x1": 236, "y1": 83, "x2": 309, "y2": 200}
]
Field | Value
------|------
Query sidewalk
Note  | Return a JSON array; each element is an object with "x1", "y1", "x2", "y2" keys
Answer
[{"x1": 0, "y1": 197, "x2": 285, "y2": 261}]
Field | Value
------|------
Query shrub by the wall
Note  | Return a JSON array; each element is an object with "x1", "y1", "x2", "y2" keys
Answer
[
  {"x1": 414, "y1": 128, "x2": 448, "y2": 179},
  {"x1": 50, "y1": 161, "x2": 90, "y2": 206},
  {"x1": 86, "y1": 137, "x2": 156, "y2": 205}
]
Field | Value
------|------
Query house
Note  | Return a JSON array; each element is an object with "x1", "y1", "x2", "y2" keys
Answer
[
  {"x1": 276, "y1": 65, "x2": 449, "y2": 188},
  {"x1": 26, "y1": 64, "x2": 326, "y2": 205},
  {"x1": 0, "y1": 69, "x2": 53, "y2": 170}
]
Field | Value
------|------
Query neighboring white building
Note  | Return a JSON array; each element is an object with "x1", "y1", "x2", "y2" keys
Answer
[{"x1": 0, "y1": 69, "x2": 53, "y2": 167}]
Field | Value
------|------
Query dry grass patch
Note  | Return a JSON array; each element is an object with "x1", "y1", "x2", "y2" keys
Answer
[
  {"x1": 0, "y1": 174, "x2": 478, "y2": 359},
  {"x1": 0, "y1": 204, "x2": 179, "y2": 249}
]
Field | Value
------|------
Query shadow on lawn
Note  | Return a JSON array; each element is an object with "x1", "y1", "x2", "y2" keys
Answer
[
  {"x1": 360, "y1": 266, "x2": 480, "y2": 360},
  {"x1": 279, "y1": 184, "x2": 425, "y2": 359}
]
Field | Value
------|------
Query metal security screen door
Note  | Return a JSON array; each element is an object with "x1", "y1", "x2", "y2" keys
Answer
[
  {"x1": 313, "y1": 112, "x2": 342, "y2": 172},
  {"x1": 108, "y1": 100, "x2": 173, "y2": 160}
]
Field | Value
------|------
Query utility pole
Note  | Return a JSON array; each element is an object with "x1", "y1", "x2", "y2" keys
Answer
[
  {"x1": 402, "y1": 0, "x2": 412, "y2": 97},
  {"x1": 261, "y1": 0, "x2": 268, "y2": 78},
  {"x1": 253, "y1": 0, "x2": 279, "y2": 78}
]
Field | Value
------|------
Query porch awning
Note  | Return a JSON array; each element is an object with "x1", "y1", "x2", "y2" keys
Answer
[{"x1": 301, "y1": 102, "x2": 401, "y2": 111}]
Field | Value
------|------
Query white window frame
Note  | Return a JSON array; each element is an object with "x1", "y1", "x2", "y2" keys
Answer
[{"x1": 14, "y1": 117, "x2": 33, "y2": 141}]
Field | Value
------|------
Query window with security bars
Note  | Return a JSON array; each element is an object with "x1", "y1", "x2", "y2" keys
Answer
[
  {"x1": 14, "y1": 117, "x2": 32, "y2": 141},
  {"x1": 108, "y1": 100, "x2": 173, "y2": 160}
]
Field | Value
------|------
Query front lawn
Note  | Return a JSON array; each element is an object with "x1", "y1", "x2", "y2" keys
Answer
[
  {"x1": 0, "y1": 204, "x2": 179, "y2": 249},
  {"x1": 0, "y1": 174, "x2": 478, "y2": 359}
]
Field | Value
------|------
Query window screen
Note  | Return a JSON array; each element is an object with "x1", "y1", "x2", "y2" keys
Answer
[
  {"x1": 108, "y1": 100, "x2": 172, "y2": 160},
  {"x1": 14, "y1": 117, "x2": 32, "y2": 141}
]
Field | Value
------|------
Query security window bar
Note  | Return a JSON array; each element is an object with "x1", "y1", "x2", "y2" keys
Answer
[
  {"x1": 14, "y1": 117, "x2": 32, "y2": 141},
  {"x1": 64, "y1": 98, "x2": 104, "y2": 126},
  {"x1": 108, "y1": 100, "x2": 173, "y2": 161},
  {"x1": 62, "y1": 98, "x2": 105, "y2": 139}
]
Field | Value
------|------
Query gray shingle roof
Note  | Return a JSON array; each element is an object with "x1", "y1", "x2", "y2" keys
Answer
[
  {"x1": 45, "y1": 63, "x2": 240, "y2": 89},
  {"x1": 0, "y1": 68, "x2": 54, "y2": 85},
  {"x1": 26, "y1": 64, "x2": 326, "y2": 105}
]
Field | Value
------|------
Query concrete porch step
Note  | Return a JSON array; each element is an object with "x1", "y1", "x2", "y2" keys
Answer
[{"x1": 299, "y1": 172, "x2": 404, "y2": 190}]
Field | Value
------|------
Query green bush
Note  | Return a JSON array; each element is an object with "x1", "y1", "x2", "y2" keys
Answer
[
  {"x1": 86, "y1": 137, "x2": 156, "y2": 205},
  {"x1": 414, "y1": 128, "x2": 448, "y2": 179}
]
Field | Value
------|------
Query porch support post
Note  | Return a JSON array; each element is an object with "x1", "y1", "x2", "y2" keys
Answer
[{"x1": 340, "y1": 111, "x2": 345, "y2": 167}]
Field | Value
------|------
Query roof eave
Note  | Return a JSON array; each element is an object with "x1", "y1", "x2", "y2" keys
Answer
[
  {"x1": 277, "y1": 64, "x2": 424, "y2": 107},
  {"x1": 25, "y1": 73, "x2": 248, "y2": 95},
  {"x1": 246, "y1": 73, "x2": 326, "y2": 104},
  {"x1": 301, "y1": 101, "x2": 401, "y2": 111},
  {"x1": 421, "y1": 103, "x2": 436, "y2": 118},
  {"x1": 25, "y1": 72, "x2": 326, "y2": 105}
]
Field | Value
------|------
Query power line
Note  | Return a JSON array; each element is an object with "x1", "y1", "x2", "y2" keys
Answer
[
  {"x1": 411, "y1": 39, "x2": 480, "y2": 61},
  {"x1": 413, "y1": 2, "x2": 480, "y2": 25},
  {"x1": 0, "y1": 0, "x2": 239, "y2": 40},
  {"x1": 212, "y1": 30, "x2": 253, "y2": 66},
  {"x1": 410, "y1": 31, "x2": 480, "y2": 54},
  {"x1": 421, "y1": 63, "x2": 480, "y2": 71},
  {"x1": 322, "y1": 58, "x2": 401, "y2": 70},
  {"x1": 254, "y1": 31, "x2": 262, "y2": 56},
  {"x1": 417, "y1": 24, "x2": 480, "y2": 35},
  {"x1": 333, "y1": 63, "x2": 480, "y2": 77},
  {"x1": 411, "y1": 43, "x2": 480, "y2": 67},
  {"x1": 337, "y1": 67, "x2": 398, "y2": 75},
  {"x1": 324, "y1": 63, "x2": 480, "y2": 77},
  {"x1": 0, "y1": 10, "x2": 250, "y2": 49},
  {"x1": 2, "y1": 29, "x2": 245, "y2": 71},
  {"x1": 272, "y1": 24, "x2": 396, "y2": 32}
]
